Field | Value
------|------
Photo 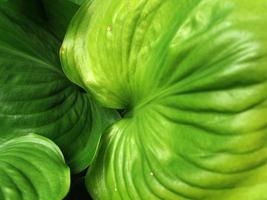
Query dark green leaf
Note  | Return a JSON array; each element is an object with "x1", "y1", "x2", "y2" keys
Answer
[
  {"x1": 42, "y1": 0, "x2": 88, "y2": 39},
  {"x1": 1, "y1": 0, "x2": 46, "y2": 25},
  {"x1": 0, "y1": 3, "x2": 118, "y2": 173}
]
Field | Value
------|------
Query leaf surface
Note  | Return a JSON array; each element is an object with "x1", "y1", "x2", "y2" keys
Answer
[
  {"x1": 0, "y1": 4, "x2": 118, "y2": 172},
  {"x1": 61, "y1": 0, "x2": 267, "y2": 199},
  {"x1": 0, "y1": 134, "x2": 70, "y2": 200},
  {"x1": 42, "y1": 0, "x2": 86, "y2": 38}
]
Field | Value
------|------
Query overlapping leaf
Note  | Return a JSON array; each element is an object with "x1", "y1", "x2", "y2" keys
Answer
[
  {"x1": 69, "y1": 0, "x2": 86, "y2": 5},
  {"x1": 61, "y1": 0, "x2": 267, "y2": 199},
  {"x1": 42, "y1": 0, "x2": 87, "y2": 38},
  {"x1": 0, "y1": 134, "x2": 70, "y2": 200},
  {"x1": 0, "y1": 3, "x2": 118, "y2": 172},
  {"x1": 2, "y1": 0, "x2": 46, "y2": 24}
]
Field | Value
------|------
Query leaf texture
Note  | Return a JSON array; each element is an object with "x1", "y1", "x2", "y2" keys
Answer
[
  {"x1": 62, "y1": 0, "x2": 267, "y2": 199},
  {"x1": 0, "y1": 4, "x2": 118, "y2": 172},
  {"x1": 0, "y1": 134, "x2": 70, "y2": 200}
]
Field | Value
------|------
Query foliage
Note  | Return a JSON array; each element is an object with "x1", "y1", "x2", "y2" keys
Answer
[{"x1": 1, "y1": 0, "x2": 267, "y2": 199}]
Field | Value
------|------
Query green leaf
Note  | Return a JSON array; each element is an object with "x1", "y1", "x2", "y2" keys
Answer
[
  {"x1": 61, "y1": 0, "x2": 267, "y2": 199},
  {"x1": 0, "y1": 134, "x2": 70, "y2": 200},
  {"x1": 42, "y1": 0, "x2": 87, "y2": 39},
  {"x1": 1, "y1": 0, "x2": 46, "y2": 24},
  {"x1": 0, "y1": 4, "x2": 118, "y2": 172},
  {"x1": 68, "y1": 0, "x2": 86, "y2": 5}
]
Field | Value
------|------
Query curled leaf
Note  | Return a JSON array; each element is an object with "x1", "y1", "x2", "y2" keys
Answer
[
  {"x1": 61, "y1": 0, "x2": 267, "y2": 199},
  {"x1": 0, "y1": 3, "x2": 118, "y2": 172},
  {"x1": 0, "y1": 134, "x2": 70, "y2": 200}
]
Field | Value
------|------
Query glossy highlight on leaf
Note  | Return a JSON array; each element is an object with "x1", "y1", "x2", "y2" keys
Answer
[
  {"x1": 0, "y1": 3, "x2": 118, "y2": 173},
  {"x1": 61, "y1": 0, "x2": 267, "y2": 199},
  {"x1": 0, "y1": 134, "x2": 70, "y2": 200}
]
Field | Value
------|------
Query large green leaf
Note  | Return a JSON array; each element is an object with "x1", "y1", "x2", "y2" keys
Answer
[
  {"x1": 42, "y1": 0, "x2": 87, "y2": 39},
  {"x1": 0, "y1": 3, "x2": 118, "y2": 172},
  {"x1": 61, "y1": 0, "x2": 267, "y2": 199},
  {"x1": 0, "y1": 134, "x2": 70, "y2": 200},
  {"x1": 2, "y1": 0, "x2": 46, "y2": 24}
]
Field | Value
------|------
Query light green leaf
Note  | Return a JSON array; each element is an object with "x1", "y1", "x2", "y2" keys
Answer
[
  {"x1": 61, "y1": 0, "x2": 267, "y2": 199},
  {"x1": 0, "y1": 134, "x2": 70, "y2": 200},
  {"x1": 0, "y1": 4, "x2": 118, "y2": 172}
]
